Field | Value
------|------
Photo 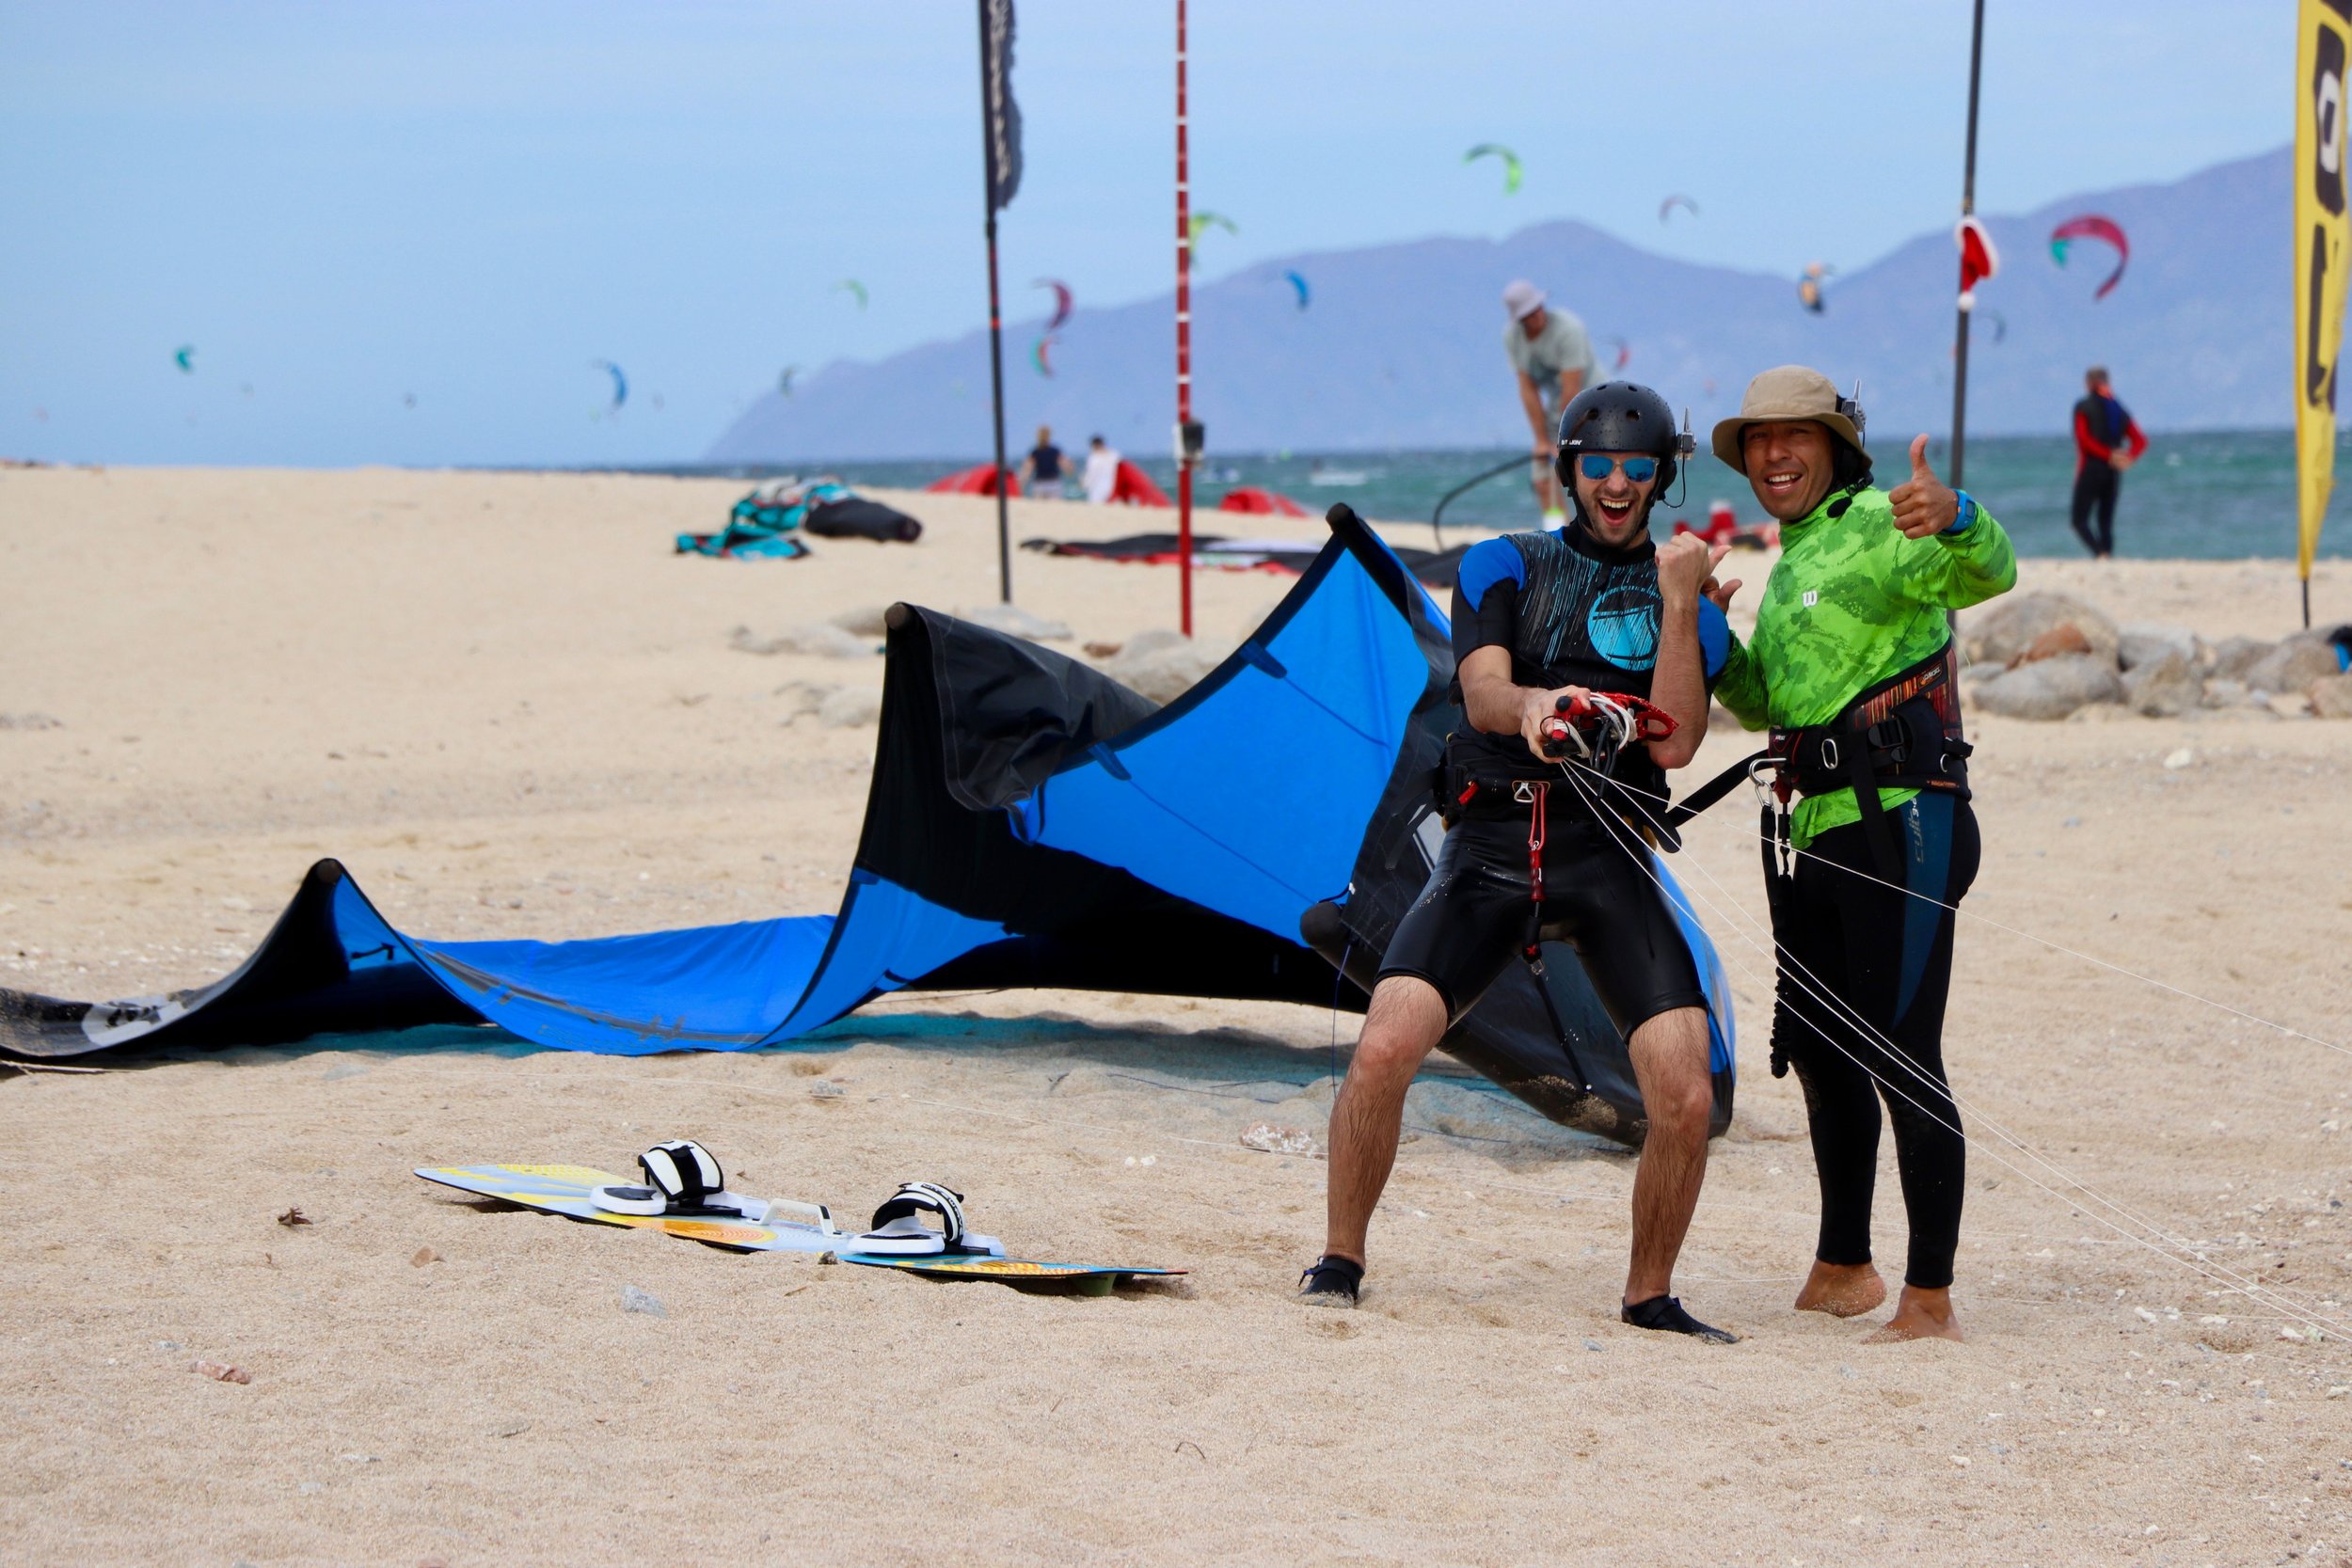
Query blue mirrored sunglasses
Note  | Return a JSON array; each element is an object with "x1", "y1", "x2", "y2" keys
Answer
[{"x1": 1577, "y1": 454, "x2": 1659, "y2": 483}]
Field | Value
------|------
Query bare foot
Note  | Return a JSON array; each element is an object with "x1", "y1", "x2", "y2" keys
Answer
[
  {"x1": 1861, "y1": 1285, "x2": 1964, "y2": 1344},
  {"x1": 1794, "y1": 1259, "x2": 1886, "y2": 1318}
]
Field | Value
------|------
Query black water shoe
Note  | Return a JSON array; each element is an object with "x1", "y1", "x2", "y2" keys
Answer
[
  {"x1": 1621, "y1": 1293, "x2": 1739, "y2": 1344},
  {"x1": 1295, "y1": 1255, "x2": 1364, "y2": 1308}
]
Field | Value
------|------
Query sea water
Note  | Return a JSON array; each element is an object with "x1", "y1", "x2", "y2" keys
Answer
[{"x1": 669, "y1": 427, "x2": 2352, "y2": 562}]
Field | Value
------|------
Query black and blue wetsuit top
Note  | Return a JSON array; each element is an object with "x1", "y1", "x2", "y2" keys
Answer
[{"x1": 1449, "y1": 521, "x2": 1731, "y2": 799}]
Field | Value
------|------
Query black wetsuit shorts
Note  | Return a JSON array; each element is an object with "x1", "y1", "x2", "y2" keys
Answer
[{"x1": 1376, "y1": 810, "x2": 1708, "y2": 1035}]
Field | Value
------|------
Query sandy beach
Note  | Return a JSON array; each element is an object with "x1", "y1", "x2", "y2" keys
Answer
[{"x1": 4, "y1": 464, "x2": 2351, "y2": 1566}]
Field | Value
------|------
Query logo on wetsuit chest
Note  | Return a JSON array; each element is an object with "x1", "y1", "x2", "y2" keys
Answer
[
  {"x1": 1587, "y1": 585, "x2": 1661, "y2": 671},
  {"x1": 1803, "y1": 589, "x2": 1820, "y2": 608}
]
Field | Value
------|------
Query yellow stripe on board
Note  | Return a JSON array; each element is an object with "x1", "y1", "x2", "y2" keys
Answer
[{"x1": 895, "y1": 1259, "x2": 1095, "y2": 1277}]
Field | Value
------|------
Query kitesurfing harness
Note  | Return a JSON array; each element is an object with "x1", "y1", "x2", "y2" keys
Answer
[
  {"x1": 1663, "y1": 641, "x2": 1974, "y2": 880},
  {"x1": 1428, "y1": 691, "x2": 1681, "y2": 1096}
]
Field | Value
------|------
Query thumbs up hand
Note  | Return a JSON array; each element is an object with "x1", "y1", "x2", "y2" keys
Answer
[{"x1": 1887, "y1": 434, "x2": 1959, "y2": 539}]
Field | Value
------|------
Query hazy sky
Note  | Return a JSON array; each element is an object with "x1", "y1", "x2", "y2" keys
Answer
[{"x1": 0, "y1": 1, "x2": 2295, "y2": 466}]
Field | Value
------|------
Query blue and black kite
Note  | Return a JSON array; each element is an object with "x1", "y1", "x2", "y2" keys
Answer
[{"x1": 0, "y1": 514, "x2": 1733, "y2": 1145}]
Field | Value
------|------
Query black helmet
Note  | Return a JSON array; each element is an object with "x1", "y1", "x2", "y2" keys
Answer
[{"x1": 1552, "y1": 380, "x2": 1693, "y2": 492}]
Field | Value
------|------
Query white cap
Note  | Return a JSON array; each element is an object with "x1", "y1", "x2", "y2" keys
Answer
[{"x1": 1502, "y1": 279, "x2": 1547, "y2": 321}]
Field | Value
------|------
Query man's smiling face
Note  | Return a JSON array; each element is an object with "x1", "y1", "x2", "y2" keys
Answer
[
  {"x1": 1740, "y1": 420, "x2": 1837, "y2": 522},
  {"x1": 1570, "y1": 453, "x2": 1659, "y2": 548}
]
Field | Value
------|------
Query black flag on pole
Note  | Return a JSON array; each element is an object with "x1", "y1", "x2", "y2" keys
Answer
[{"x1": 981, "y1": 0, "x2": 1023, "y2": 212}]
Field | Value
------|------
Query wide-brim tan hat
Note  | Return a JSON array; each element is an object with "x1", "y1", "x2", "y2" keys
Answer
[{"x1": 1709, "y1": 365, "x2": 1868, "y2": 473}]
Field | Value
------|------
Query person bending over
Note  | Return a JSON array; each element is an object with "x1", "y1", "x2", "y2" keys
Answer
[
  {"x1": 1501, "y1": 278, "x2": 1597, "y2": 522},
  {"x1": 1708, "y1": 366, "x2": 2016, "y2": 1343},
  {"x1": 1299, "y1": 381, "x2": 1739, "y2": 1342}
]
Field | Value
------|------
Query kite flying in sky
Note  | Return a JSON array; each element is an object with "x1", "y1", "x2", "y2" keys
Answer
[
  {"x1": 2049, "y1": 214, "x2": 2128, "y2": 300},
  {"x1": 1031, "y1": 336, "x2": 1056, "y2": 377},
  {"x1": 591, "y1": 359, "x2": 627, "y2": 411},
  {"x1": 1187, "y1": 211, "x2": 1237, "y2": 246},
  {"x1": 1464, "y1": 143, "x2": 1522, "y2": 194},
  {"x1": 777, "y1": 366, "x2": 799, "y2": 396},
  {"x1": 1282, "y1": 269, "x2": 1311, "y2": 310},
  {"x1": 1604, "y1": 336, "x2": 1631, "y2": 371},
  {"x1": 1658, "y1": 194, "x2": 1698, "y2": 224},
  {"x1": 173, "y1": 345, "x2": 195, "y2": 373},
  {"x1": 1033, "y1": 277, "x2": 1073, "y2": 332},
  {"x1": 834, "y1": 278, "x2": 869, "y2": 310},
  {"x1": 1796, "y1": 262, "x2": 1834, "y2": 315}
]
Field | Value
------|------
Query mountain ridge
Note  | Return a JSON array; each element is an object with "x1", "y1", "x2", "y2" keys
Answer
[{"x1": 710, "y1": 148, "x2": 2294, "y2": 464}]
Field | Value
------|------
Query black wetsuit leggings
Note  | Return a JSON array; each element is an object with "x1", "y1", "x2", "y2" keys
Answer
[
  {"x1": 2070, "y1": 463, "x2": 2119, "y2": 557},
  {"x1": 1769, "y1": 793, "x2": 1979, "y2": 1291}
]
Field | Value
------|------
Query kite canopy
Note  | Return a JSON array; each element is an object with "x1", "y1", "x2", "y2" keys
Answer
[
  {"x1": 1216, "y1": 486, "x2": 1310, "y2": 517},
  {"x1": 1465, "y1": 143, "x2": 1522, "y2": 194},
  {"x1": 834, "y1": 278, "x2": 869, "y2": 309},
  {"x1": 0, "y1": 515, "x2": 1732, "y2": 1147},
  {"x1": 1109, "y1": 460, "x2": 1171, "y2": 507},
  {"x1": 1658, "y1": 194, "x2": 1698, "y2": 224},
  {"x1": 1187, "y1": 212, "x2": 1237, "y2": 246},
  {"x1": 1033, "y1": 277, "x2": 1073, "y2": 332},
  {"x1": 1282, "y1": 270, "x2": 1311, "y2": 310},
  {"x1": 926, "y1": 464, "x2": 1022, "y2": 498},
  {"x1": 1031, "y1": 336, "x2": 1056, "y2": 377},
  {"x1": 1796, "y1": 261, "x2": 1833, "y2": 315},
  {"x1": 592, "y1": 359, "x2": 628, "y2": 411},
  {"x1": 2049, "y1": 214, "x2": 2128, "y2": 300}
]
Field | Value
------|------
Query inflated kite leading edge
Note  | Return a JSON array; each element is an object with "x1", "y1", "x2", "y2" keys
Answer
[{"x1": 0, "y1": 513, "x2": 1732, "y2": 1147}]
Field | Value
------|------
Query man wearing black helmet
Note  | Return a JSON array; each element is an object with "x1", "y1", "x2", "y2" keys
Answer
[{"x1": 1299, "y1": 382, "x2": 1740, "y2": 1342}]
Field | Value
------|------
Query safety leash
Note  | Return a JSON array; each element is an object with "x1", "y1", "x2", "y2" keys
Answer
[
  {"x1": 1512, "y1": 778, "x2": 1593, "y2": 1096},
  {"x1": 1522, "y1": 778, "x2": 1548, "y2": 941}
]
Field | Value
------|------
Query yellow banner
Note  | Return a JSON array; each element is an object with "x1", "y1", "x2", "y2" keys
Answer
[{"x1": 2296, "y1": 0, "x2": 2352, "y2": 580}]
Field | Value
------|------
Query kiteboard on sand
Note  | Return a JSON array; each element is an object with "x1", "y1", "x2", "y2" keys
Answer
[{"x1": 415, "y1": 1164, "x2": 1184, "y2": 1292}]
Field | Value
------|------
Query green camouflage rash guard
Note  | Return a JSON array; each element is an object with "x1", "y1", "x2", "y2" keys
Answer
[{"x1": 1715, "y1": 483, "x2": 2016, "y2": 847}]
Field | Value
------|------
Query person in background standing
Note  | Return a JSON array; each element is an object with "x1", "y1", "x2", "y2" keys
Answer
[
  {"x1": 1019, "y1": 425, "x2": 1067, "y2": 499},
  {"x1": 1502, "y1": 279, "x2": 1597, "y2": 523},
  {"x1": 1080, "y1": 435, "x2": 1120, "y2": 506},
  {"x1": 2069, "y1": 366, "x2": 2147, "y2": 560}
]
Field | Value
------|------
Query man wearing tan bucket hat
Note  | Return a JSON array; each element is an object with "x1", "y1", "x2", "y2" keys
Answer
[{"x1": 1706, "y1": 365, "x2": 2016, "y2": 1344}]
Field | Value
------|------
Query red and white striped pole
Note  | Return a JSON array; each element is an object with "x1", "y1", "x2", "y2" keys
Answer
[{"x1": 1174, "y1": 0, "x2": 1194, "y2": 638}]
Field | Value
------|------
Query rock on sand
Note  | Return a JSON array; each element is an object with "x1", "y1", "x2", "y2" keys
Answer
[
  {"x1": 2121, "y1": 649, "x2": 2201, "y2": 718},
  {"x1": 1963, "y1": 591, "x2": 2120, "y2": 669},
  {"x1": 1970, "y1": 654, "x2": 2123, "y2": 721}
]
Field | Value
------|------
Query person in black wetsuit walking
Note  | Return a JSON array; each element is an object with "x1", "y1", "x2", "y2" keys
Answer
[
  {"x1": 2069, "y1": 367, "x2": 2146, "y2": 559},
  {"x1": 1296, "y1": 383, "x2": 1740, "y2": 1342}
]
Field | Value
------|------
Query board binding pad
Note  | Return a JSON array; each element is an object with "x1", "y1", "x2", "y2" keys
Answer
[
  {"x1": 417, "y1": 1164, "x2": 1185, "y2": 1290},
  {"x1": 416, "y1": 1164, "x2": 845, "y2": 1254}
]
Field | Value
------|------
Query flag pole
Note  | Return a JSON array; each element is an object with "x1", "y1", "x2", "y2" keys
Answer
[
  {"x1": 1948, "y1": 0, "x2": 1986, "y2": 489},
  {"x1": 977, "y1": 0, "x2": 1013, "y2": 604},
  {"x1": 1174, "y1": 0, "x2": 1195, "y2": 639}
]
